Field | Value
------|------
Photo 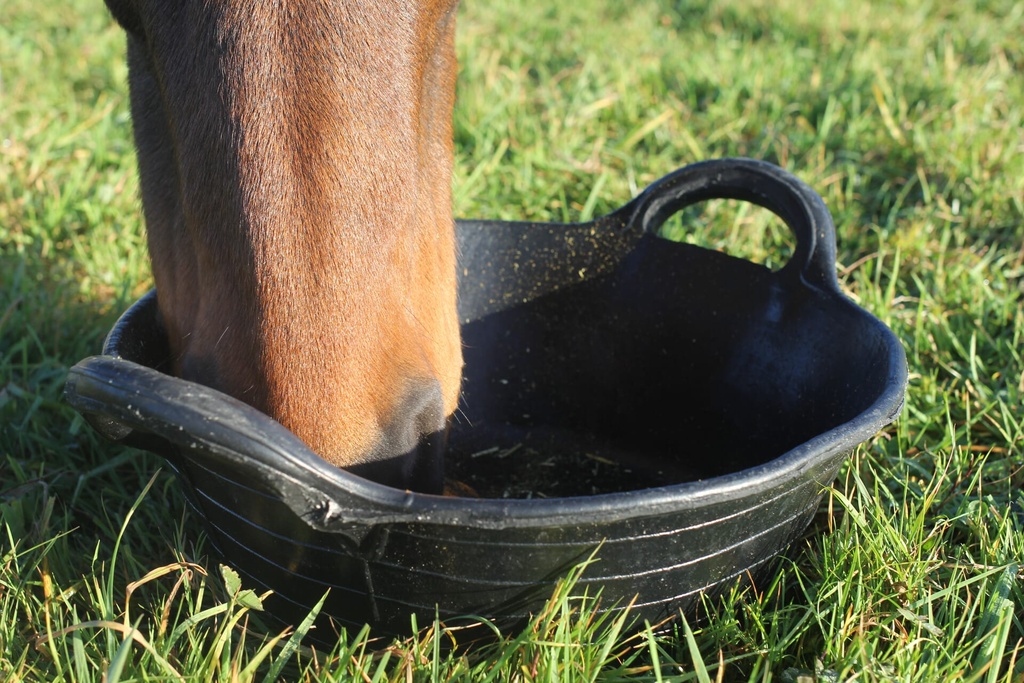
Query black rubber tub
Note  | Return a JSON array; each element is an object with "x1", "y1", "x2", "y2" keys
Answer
[{"x1": 65, "y1": 158, "x2": 907, "y2": 639}]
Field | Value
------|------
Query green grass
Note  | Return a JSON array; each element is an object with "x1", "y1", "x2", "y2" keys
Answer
[{"x1": 3, "y1": 0, "x2": 1023, "y2": 679}]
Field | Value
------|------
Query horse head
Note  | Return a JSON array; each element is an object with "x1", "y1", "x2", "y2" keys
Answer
[{"x1": 104, "y1": 0, "x2": 463, "y2": 492}]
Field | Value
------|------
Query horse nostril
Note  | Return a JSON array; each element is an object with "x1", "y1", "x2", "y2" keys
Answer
[
  {"x1": 383, "y1": 377, "x2": 447, "y2": 457},
  {"x1": 346, "y1": 378, "x2": 448, "y2": 493}
]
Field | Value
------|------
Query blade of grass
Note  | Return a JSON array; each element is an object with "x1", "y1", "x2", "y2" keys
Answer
[
  {"x1": 257, "y1": 591, "x2": 329, "y2": 683},
  {"x1": 972, "y1": 564, "x2": 1018, "y2": 683}
]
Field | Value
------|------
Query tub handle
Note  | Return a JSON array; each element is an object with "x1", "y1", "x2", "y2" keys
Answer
[{"x1": 624, "y1": 158, "x2": 840, "y2": 291}]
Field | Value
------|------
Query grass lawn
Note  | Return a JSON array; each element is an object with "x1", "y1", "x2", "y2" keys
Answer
[{"x1": 3, "y1": 0, "x2": 1023, "y2": 680}]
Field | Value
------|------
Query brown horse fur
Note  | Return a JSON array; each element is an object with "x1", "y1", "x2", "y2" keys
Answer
[{"x1": 103, "y1": 0, "x2": 463, "y2": 492}]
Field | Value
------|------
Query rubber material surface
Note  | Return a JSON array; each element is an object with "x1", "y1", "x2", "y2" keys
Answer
[{"x1": 66, "y1": 158, "x2": 907, "y2": 639}]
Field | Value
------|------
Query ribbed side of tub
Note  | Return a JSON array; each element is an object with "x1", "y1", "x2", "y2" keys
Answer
[{"x1": 170, "y1": 444, "x2": 843, "y2": 638}]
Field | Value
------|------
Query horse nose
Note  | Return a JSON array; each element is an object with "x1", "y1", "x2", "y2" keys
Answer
[{"x1": 346, "y1": 378, "x2": 448, "y2": 493}]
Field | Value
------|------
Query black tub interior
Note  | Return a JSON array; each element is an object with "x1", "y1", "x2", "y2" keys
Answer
[
  {"x1": 447, "y1": 231, "x2": 892, "y2": 497},
  {"x1": 98, "y1": 226, "x2": 893, "y2": 499}
]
